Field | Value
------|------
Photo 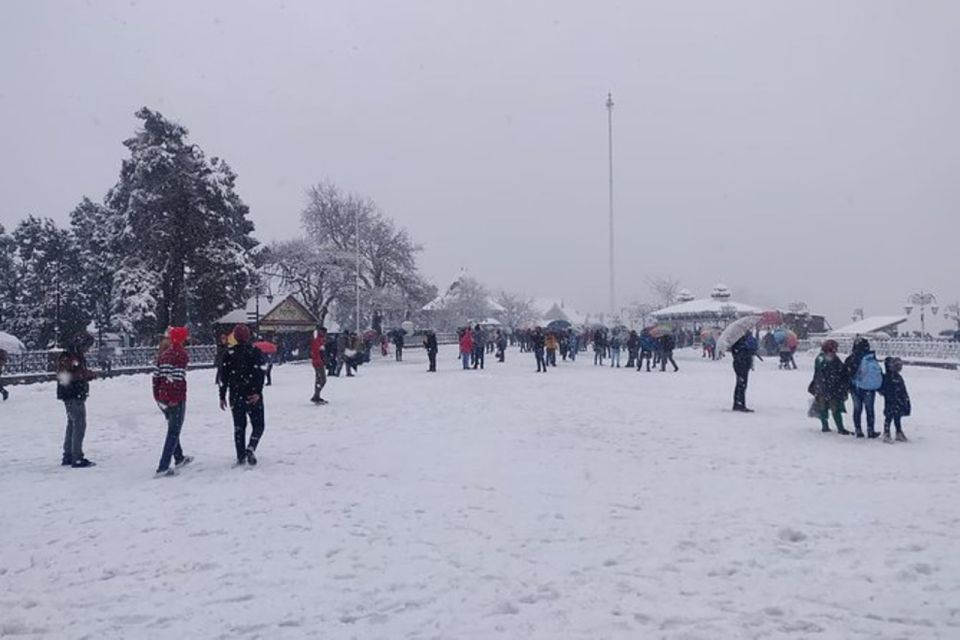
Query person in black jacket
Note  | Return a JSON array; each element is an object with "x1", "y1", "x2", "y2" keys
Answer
[
  {"x1": 808, "y1": 339, "x2": 850, "y2": 434},
  {"x1": 423, "y1": 330, "x2": 438, "y2": 372},
  {"x1": 394, "y1": 331, "x2": 404, "y2": 362},
  {"x1": 625, "y1": 330, "x2": 640, "y2": 368},
  {"x1": 57, "y1": 332, "x2": 97, "y2": 467},
  {"x1": 880, "y1": 357, "x2": 911, "y2": 443},
  {"x1": 659, "y1": 334, "x2": 679, "y2": 372},
  {"x1": 532, "y1": 327, "x2": 547, "y2": 373},
  {"x1": 219, "y1": 324, "x2": 267, "y2": 466},
  {"x1": 730, "y1": 333, "x2": 760, "y2": 412}
]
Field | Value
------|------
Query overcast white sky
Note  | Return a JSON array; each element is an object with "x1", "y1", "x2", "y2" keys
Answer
[{"x1": 1, "y1": 0, "x2": 958, "y2": 331}]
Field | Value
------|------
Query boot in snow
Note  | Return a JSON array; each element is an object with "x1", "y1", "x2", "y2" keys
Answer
[
  {"x1": 883, "y1": 432, "x2": 894, "y2": 444},
  {"x1": 245, "y1": 448, "x2": 258, "y2": 466},
  {"x1": 895, "y1": 431, "x2": 908, "y2": 442}
]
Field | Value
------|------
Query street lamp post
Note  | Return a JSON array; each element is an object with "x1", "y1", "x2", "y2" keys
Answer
[
  {"x1": 355, "y1": 204, "x2": 361, "y2": 333},
  {"x1": 606, "y1": 92, "x2": 615, "y2": 319},
  {"x1": 905, "y1": 291, "x2": 938, "y2": 338}
]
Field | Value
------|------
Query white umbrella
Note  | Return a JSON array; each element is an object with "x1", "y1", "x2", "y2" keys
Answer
[
  {"x1": 717, "y1": 316, "x2": 760, "y2": 353},
  {"x1": 0, "y1": 331, "x2": 27, "y2": 354}
]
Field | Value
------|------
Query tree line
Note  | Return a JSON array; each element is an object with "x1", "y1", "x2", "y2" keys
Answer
[{"x1": 0, "y1": 108, "x2": 433, "y2": 348}]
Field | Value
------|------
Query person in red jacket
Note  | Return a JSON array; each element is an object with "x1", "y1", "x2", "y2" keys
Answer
[
  {"x1": 459, "y1": 327, "x2": 473, "y2": 370},
  {"x1": 153, "y1": 326, "x2": 193, "y2": 477},
  {"x1": 310, "y1": 325, "x2": 329, "y2": 405}
]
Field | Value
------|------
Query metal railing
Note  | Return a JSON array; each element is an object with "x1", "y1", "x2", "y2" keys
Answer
[
  {"x1": 1, "y1": 344, "x2": 220, "y2": 382},
  {"x1": 800, "y1": 336, "x2": 960, "y2": 366}
]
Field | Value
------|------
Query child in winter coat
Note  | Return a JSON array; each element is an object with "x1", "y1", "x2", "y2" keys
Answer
[
  {"x1": 808, "y1": 340, "x2": 850, "y2": 434},
  {"x1": 880, "y1": 357, "x2": 911, "y2": 443}
]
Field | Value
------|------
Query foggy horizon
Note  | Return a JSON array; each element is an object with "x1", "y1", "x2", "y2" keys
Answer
[{"x1": 2, "y1": 0, "x2": 958, "y2": 331}]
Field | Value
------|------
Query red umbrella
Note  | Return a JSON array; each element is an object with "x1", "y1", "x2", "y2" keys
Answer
[{"x1": 254, "y1": 340, "x2": 277, "y2": 354}]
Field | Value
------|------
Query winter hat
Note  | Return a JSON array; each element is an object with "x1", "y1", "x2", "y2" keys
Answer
[
  {"x1": 168, "y1": 326, "x2": 189, "y2": 345},
  {"x1": 233, "y1": 323, "x2": 252, "y2": 343}
]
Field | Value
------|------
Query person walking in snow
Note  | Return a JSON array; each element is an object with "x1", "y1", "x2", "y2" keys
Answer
[
  {"x1": 567, "y1": 330, "x2": 579, "y2": 362},
  {"x1": 153, "y1": 327, "x2": 193, "y2": 476},
  {"x1": 659, "y1": 333, "x2": 679, "y2": 372},
  {"x1": 218, "y1": 324, "x2": 267, "y2": 466},
  {"x1": 472, "y1": 324, "x2": 486, "y2": 370},
  {"x1": 57, "y1": 332, "x2": 97, "y2": 468},
  {"x1": 637, "y1": 330, "x2": 655, "y2": 372},
  {"x1": 0, "y1": 348, "x2": 9, "y2": 401},
  {"x1": 808, "y1": 339, "x2": 850, "y2": 434},
  {"x1": 880, "y1": 357, "x2": 911, "y2": 443},
  {"x1": 593, "y1": 330, "x2": 606, "y2": 366},
  {"x1": 845, "y1": 337, "x2": 883, "y2": 438},
  {"x1": 545, "y1": 332, "x2": 559, "y2": 367},
  {"x1": 532, "y1": 327, "x2": 547, "y2": 373},
  {"x1": 610, "y1": 333, "x2": 622, "y2": 368},
  {"x1": 626, "y1": 330, "x2": 640, "y2": 368},
  {"x1": 495, "y1": 330, "x2": 507, "y2": 363},
  {"x1": 393, "y1": 330, "x2": 404, "y2": 362},
  {"x1": 459, "y1": 327, "x2": 473, "y2": 370},
  {"x1": 424, "y1": 330, "x2": 439, "y2": 372},
  {"x1": 310, "y1": 326, "x2": 328, "y2": 404},
  {"x1": 730, "y1": 332, "x2": 760, "y2": 412}
]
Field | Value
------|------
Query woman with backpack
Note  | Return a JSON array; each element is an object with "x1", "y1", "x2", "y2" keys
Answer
[{"x1": 844, "y1": 337, "x2": 882, "y2": 438}]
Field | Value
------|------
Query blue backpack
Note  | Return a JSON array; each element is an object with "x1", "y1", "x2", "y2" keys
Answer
[{"x1": 854, "y1": 353, "x2": 883, "y2": 390}]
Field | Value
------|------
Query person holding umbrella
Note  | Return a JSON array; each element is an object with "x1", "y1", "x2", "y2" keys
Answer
[{"x1": 716, "y1": 316, "x2": 763, "y2": 413}]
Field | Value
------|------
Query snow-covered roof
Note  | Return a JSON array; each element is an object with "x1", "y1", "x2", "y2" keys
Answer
[
  {"x1": 531, "y1": 298, "x2": 586, "y2": 325},
  {"x1": 422, "y1": 269, "x2": 506, "y2": 313},
  {"x1": 829, "y1": 316, "x2": 908, "y2": 337},
  {"x1": 650, "y1": 298, "x2": 764, "y2": 320}
]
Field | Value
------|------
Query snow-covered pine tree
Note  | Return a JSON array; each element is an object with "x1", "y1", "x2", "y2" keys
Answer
[
  {"x1": 104, "y1": 108, "x2": 257, "y2": 340},
  {"x1": 69, "y1": 197, "x2": 119, "y2": 342},
  {"x1": 10, "y1": 216, "x2": 89, "y2": 349},
  {"x1": 0, "y1": 224, "x2": 16, "y2": 329}
]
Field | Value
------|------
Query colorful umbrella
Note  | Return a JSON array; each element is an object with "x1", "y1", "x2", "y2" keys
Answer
[{"x1": 254, "y1": 340, "x2": 277, "y2": 355}]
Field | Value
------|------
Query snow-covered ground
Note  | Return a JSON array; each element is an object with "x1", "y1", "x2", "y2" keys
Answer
[{"x1": 2, "y1": 347, "x2": 959, "y2": 639}]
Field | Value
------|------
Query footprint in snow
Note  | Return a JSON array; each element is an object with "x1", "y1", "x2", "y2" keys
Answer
[{"x1": 777, "y1": 528, "x2": 807, "y2": 543}]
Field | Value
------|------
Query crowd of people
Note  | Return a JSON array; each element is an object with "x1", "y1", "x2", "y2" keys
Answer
[{"x1": 0, "y1": 318, "x2": 919, "y2": 477}]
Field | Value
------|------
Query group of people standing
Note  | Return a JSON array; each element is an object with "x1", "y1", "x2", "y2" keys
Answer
[
  {"x1": 808, "y1": 337, "x2": 911, "y2": 442},
  {"x1": 53, "y1": 323, "x2": 269, "y2": 476}
]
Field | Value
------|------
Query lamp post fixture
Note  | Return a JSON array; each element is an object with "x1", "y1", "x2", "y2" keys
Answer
[
  {"x1": 905, "y1": 291, "x2": 938, "y2": 338},
  {"x1": 851, "y1": 307, "x2": 864, "y2": 323},
  {"x1": 254, "y1": 280, "x2": 274, "y2": 337}
]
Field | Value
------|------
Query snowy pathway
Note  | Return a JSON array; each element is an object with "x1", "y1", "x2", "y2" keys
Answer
[{"x1": 1, "y1": 347, "x2": 958, "y2": 639}]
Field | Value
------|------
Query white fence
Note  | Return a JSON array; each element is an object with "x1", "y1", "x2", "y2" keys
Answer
[{"x1": 801, "y1": 337, "x2": 960, "y2": 368}]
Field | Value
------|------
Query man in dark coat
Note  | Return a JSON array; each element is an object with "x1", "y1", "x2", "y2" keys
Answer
[
  {"x1": 423, "y1": 330, "x2": 439, "y2": 372},
  {"x1": 730, "y1": 333, "x2": 759, "y2": 412},
  {"x1": 218, "y1": 324, "x2": 267, "y2": 466},
  {"x1": 532, "y1": 327, "x2": 547, "y2": 373},
  {"x1": 626, "y1": 330, "x2": 640, "y2": 368},
  {"x1": 57, "y1": 332, "x2": 97, "y2": 467},
  {"x1": 659, "y1": 333, "x2": 679, "y2": 372},
  {"x1": 472, "y1": 325, "x2": 485, "y2": 370},
  {"x1": 394, "y1": 331, "x2": 404, "y2": 362}
]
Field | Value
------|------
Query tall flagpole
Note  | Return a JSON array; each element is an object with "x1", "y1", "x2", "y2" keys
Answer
[{"x1": 606, "y1": 92, "x2": 615, "y2": 320}]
